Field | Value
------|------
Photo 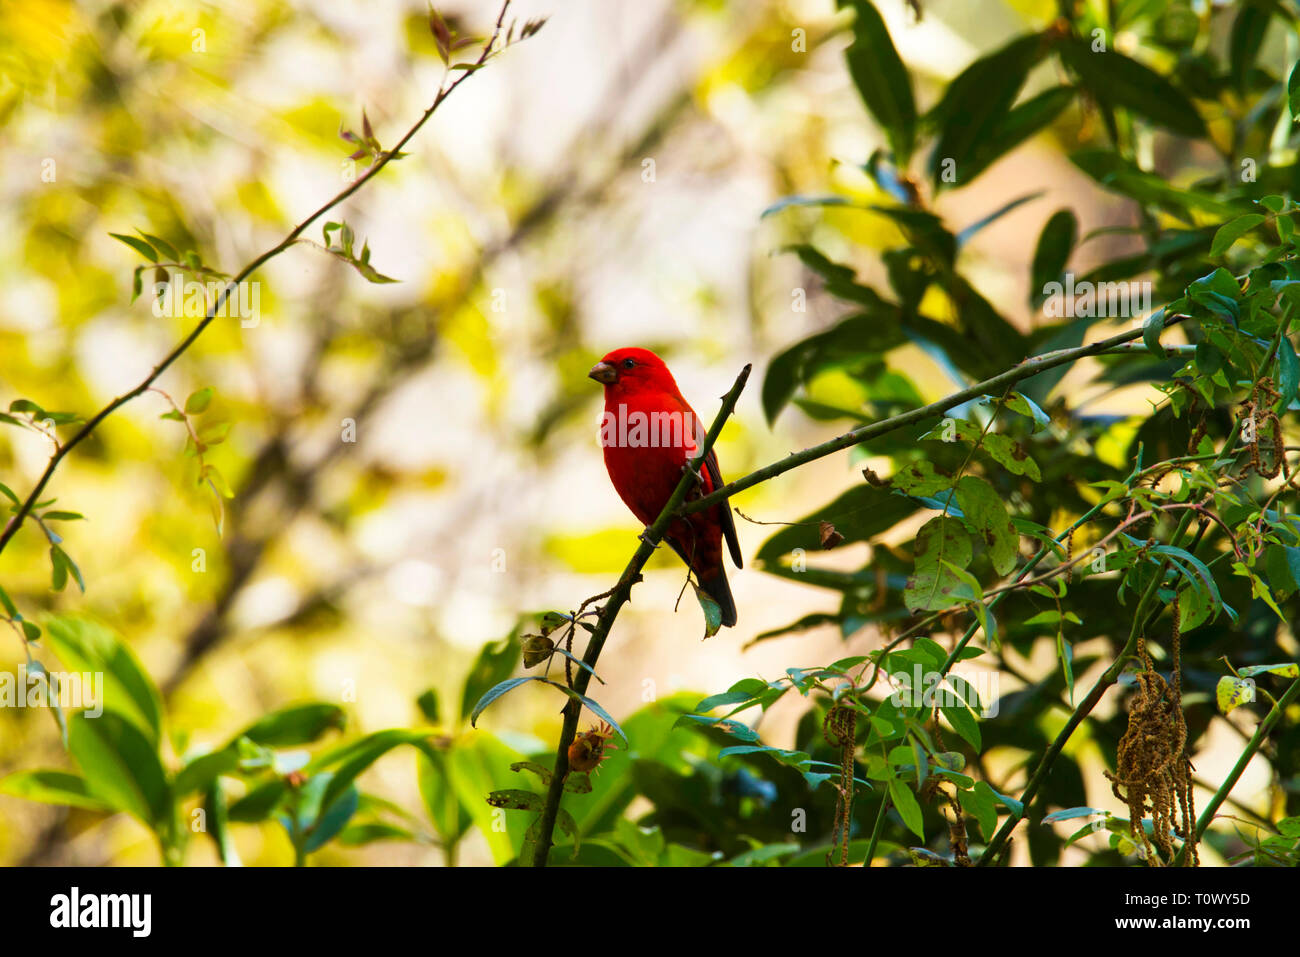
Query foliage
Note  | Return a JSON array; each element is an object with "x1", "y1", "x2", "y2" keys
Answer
[{"x1": 4, "y1": 0, "x2": 1300, "y2": 868}]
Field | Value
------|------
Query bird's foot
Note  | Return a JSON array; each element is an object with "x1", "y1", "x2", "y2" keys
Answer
[{"x1": 681, "y1": 462, "x2": 704, "y2": 484}]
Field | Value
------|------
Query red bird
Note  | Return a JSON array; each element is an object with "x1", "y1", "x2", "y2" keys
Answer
[{"x1": 589, "y1": 347, "x2": 743, "y2": 627}]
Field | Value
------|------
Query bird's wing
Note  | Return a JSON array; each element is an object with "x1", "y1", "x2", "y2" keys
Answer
[
  {"x1": 703, "y1": 447, "x2": 742, "y2": 569},
  {"x1": 687, "y1": 405, "x2": 741, "y2": 571}
]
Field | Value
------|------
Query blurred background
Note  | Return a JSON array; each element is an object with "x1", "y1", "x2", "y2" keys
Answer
[{"x1": 1, "y1": 0, "x2": 1289, "y2": 865}]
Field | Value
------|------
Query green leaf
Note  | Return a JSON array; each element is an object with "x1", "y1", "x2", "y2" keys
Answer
[
  {"x1": 416, "y1": 688, "x2": 440, "y2": 723},
  {"x1": 694, "y1": 678, "x2": 768, "y2": 713},
  {"x1": 44, "y1": 617, "x2": 164, "y2": 744},
  {"x1": 761, "y1": 297, "x2": 907, "y2": 423},
  {"x1": 203, "y1": 780, "x2": 241, "y2": 865},
  {"x1": 227, "y1": 780, "x2": 289, "y2": 823},
  {"x1": 461, "y1": 633, "x2": 521, "y2": 721},
  {"x1": 1030, "y1": 210, "x2": 1077, "y2": 308},
  {"x1": 960, "y1": 85, "x2": 1074, "y2": 188},
  {"x1": 301, "y1": 780, "x2": 360, "y2": 853},
  {"x1": 756, "y1": 485, "x2": 917, "y2": 561},
  {"x1": 0, "y1": 769, "x2": 114, "y2": 812},
  {"x1": 928, "y1": 33, "x2": 1047, "y2": 188},
  {"x1": 444, "y1": 732, "x2": 531, "y2": 864},
  {"x1": 1229, "y1": 0, "x2": 1272, "y2": 93},
  {"x1": 8, "y1": 399, "x2": 43, "y2": 416},
  {"x1": 979, "y1": 433, "x2": 1042, "y2": 481},
  {"x1": 940, "y1": 698, "x2": 981, "y2": 751},
  {"x1": 1216, "y1": 675, "x2": 1254, "y2": 715},
  {"x1": 509, "y1": 760, "x2": 553, "y2": 785},
  {"x1": 904, "y1": 516, "x2": 973, "y2": 612},
  {"x1": 49, "y1": 546, "x2": 67, "y2": 592},
  {"x1": 1274, "y1": 338, "x2": 1299, "y2": 413},
  {"x1": 109, "y1": 232, "x2": 159, "y2": 262},
  {"x1": 137, "y1": 231, "x2": 179, "y2": 262},
  {"x1": 954, "y1": 475, "x2": 1019, "y2": 575},
  {"x1": 59, "y1": 546, "x2": 83, "y2": 590},
  {"x1": 693, "y1": 583, "x2": 723, "y2": 639},
  {"x1": 1142, "y1": 307, "x2": 1167, "y2": 358},
  {"x1": 1042, "y1": 805, "x2": 1107, "y2": 823},
  {"x1": 1290, "y1": 60, "x2": 1300, "y2": 121},
  {"x1": 841, "y1": 0, "x2": 916, "y2": 163},
  {"x1": 889, "y1": 778, "x2": 925, "y2": 839},
  {"x1": 1058, "y1": 38, "x2": 1206, "y2": 137},
  {"x1": 1057, "y1": 629, "x2": 1075, "y2": 703},
  {"x1": 891, "y1": 461, "x2": 955, "y2": 497},
  {"x1": 942, "y1": 559, "x2": 983, "y2": 602},
  {"x1": 1005, "y1": 392, "x2": 1051, "y2": 432},
  {"x1": 1151, "y1": 545, "x2": 1223, "y2": 623},
  {"x1": 956, "y1": 191, "x2": 1044, "y2": 247},
  {"x1": 760, "y1": 194, "x2": 856, "y2": 218},
  {"x1": 242, "y1": 702, "x2": 347, "y2": 748},
  {"x1": 467, "y1": 674, "x2": 628, "y2": 745},
  {"x1": 723, "y1": 842, "x2": 802, "y2": 867},
  {"x1": 352, "y1": 260, "x2": 399, "y2": 284},
  {"x1": 963, "y1": 780, "x2": 998, "y2": 839},
  {"x1": 68, "y1": 711, "x2": 170, "y2": 827},
  {"x1": 418, "y1": 745, "x2": 470, "y2": 844},
  {"x1": 184, "y1": 387, "x2": 214, "y2": 414},
  {"x1": 486, "y1": 788, "x2": 543, "y2": 811},
  {"x1": 311, "y1": 729, "x2": 438, "y2": 819},
  {"x1": 1210, "y1": 214, "x2": 1265, "y2": 257},
  {"x1": 337, "y1": 821, "x2": 418, "y2": 846},
  {"x1": 0, "y1": 584, "x2": 17, "y2": 617},
  {"x1": 468, "y1": 676, "x2": 539, "y2": 727},
  {"x1": 991, "y1": 788, "x2": 1023, "y2": 817},
  {"x1": 1236, "y1": 662, "x2": 1299, "y2": 679},
  {"x1": 1265, "y1": 544, "x2": 1300, "y2": 601},
  {"x1": 202, "y1": 465, "x2": 234, "y2": 499}
]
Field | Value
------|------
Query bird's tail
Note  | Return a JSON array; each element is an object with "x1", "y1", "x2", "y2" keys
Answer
[{"x1": 698, "y1": 567, "x2": 737, "y2": 629}]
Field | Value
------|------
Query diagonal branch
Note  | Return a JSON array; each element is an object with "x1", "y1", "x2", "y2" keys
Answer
[
  {"x1": 529, "y1": 362, "x2": 753, "y2": 866},
  {"x1": 1172, "y1": 675, "x2": 1300, "y2": 866},
  {"x1": 0, "y1": 0, "x2": 521, "y2": 560},
  {"x1": 680, "y1": 314, "x2": 1189, "y2": 518}
]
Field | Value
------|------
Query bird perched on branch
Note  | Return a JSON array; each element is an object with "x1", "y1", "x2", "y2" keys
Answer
[{"x1": 588, "y1": 347, "x2": 743, "y2": 628}]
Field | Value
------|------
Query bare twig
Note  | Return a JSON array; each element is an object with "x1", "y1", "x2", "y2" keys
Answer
[
  {"x1": 680, "y1": 315, "x2": 1190, "y2": 518},
  {"x1": 529, "y1": 363, "x2": 753, "y2": 866},
  {"x1": 0, "y1": 1, "x2": 522, "y2": 559}
]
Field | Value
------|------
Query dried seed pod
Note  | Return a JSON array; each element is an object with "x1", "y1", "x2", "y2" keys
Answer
[
  {"x1": 567, "y1": 721, "x2": 617, "y2": 773},
  {"x1": 521, "y1": 634, "x2": 555, "y2": 668}
]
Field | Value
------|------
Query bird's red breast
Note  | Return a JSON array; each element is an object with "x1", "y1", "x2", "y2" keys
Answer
[{"x1": 589, "y1": 347, "x2": 742, "y2": 627}]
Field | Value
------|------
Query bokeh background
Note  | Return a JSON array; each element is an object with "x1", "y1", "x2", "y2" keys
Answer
[{"x1": 1, "y1": 0, "x2": 1289, "y2": 865}]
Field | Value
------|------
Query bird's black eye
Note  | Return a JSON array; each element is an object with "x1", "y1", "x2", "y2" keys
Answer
[{"x1": 621, "y1": 358, "x2": 635, "y2": 370}]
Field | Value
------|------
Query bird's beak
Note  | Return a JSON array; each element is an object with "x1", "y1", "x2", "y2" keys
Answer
[{"x1": 588, "y1": 361, "x2": 617, "y2": 385}]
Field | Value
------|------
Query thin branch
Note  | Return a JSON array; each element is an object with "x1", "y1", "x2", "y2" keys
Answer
[
  {"x1": 679, "y1": 314, "x2": 1190, "y2": 518},
  {"x1": 529, "y1": 363, "x2": 753, "y2": 866},
  {"x1": 975, "y1": 509, "x2": 1199, "y2": 865},
  {"x1": 1171, "y1": 676, "x2": 1300, "y2": 866},
  {"x1": 0, "y1": 0, "x2": 520, "y2": 558}
]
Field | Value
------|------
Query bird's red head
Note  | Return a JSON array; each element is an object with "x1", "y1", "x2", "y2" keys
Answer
[{"x1": 588, "y1": 347, "x2": 681, "y2": 398}]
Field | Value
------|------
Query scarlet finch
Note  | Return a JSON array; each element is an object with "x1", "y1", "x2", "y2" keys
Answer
[{"x1": 589, "y1": 348, "x2": 743, "y2": 627}]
